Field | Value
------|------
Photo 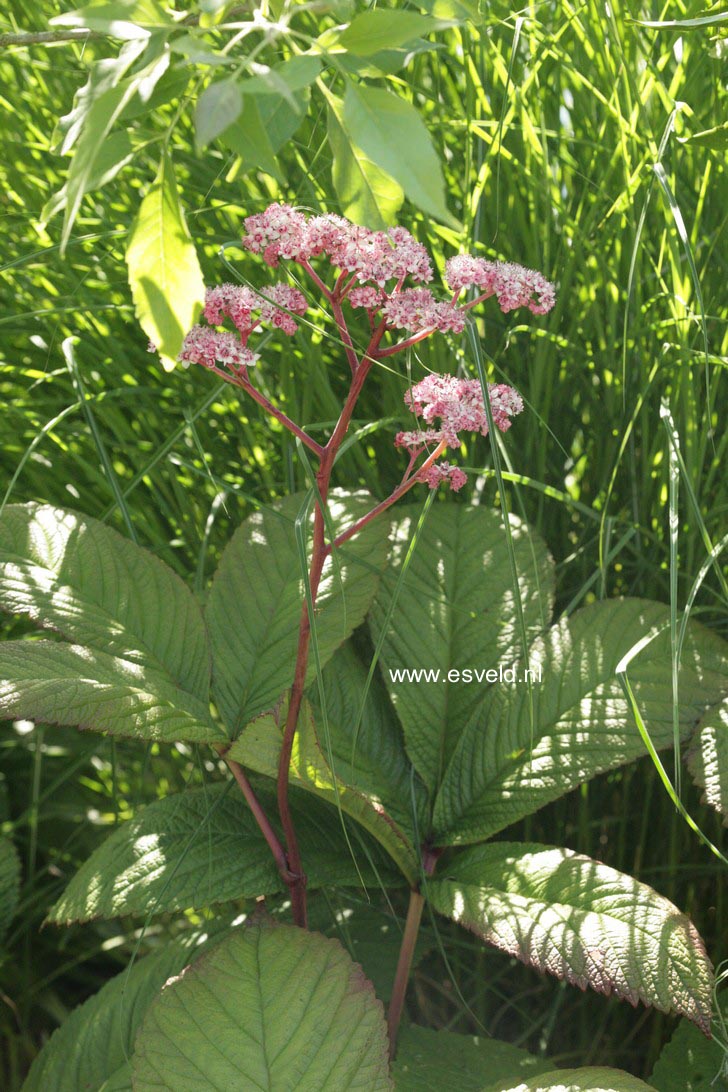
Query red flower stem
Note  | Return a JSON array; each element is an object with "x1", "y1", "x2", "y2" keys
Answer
[
  {"x1": 300, "y1": 258, "x2": 332, "y2": 301},
  {"x1": 376, "y1": 326, "x2": 438, "y2": 358},
  {"x1": 205, "y1": 363, "x2": 324, "y2": 457},
  {"x1": 276, "y1": 461, "x2": 330, "y2": 929},
  {"x1": 328, "y1": 441, "x2": 448, "y2": 552},
  {"x1": 276, "y1": 323, "x2": 388, "y2": 927},
  {"x1": 330, "y1": 296, "x2": 359, "y2": 376},
  {"x1": 220, "y1": 752, "x2": 291, "y2": 880}
]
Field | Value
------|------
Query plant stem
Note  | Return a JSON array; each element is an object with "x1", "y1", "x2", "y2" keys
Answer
[
  {"x1": 387, "y1": 888, "x2": 425, "y2": 1057},
  {"x1": 222, "y1": 754, "x2": 291, "y2": 880},
  {"x1": 206, "y1": 363, "x2": 323, "y2": 456}
]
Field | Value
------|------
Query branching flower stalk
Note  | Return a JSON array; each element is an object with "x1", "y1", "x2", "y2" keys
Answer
[{"x1": 175, "y1": 204, "x2": 555, "y2": 936}]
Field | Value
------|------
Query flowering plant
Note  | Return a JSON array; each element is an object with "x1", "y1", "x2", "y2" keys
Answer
[{"x1": 4, "y1": 206, "x2": 727, "y2": 1088}]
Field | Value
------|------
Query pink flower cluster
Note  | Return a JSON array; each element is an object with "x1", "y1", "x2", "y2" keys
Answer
[
  {"x1": 395, "y1": 374, "x2": 524, "y2": 490},
  {"x1": 417, "y1": 462, "x2": 468, "y2": 492},
  {"x1": 242, "y1": 205, "x2": 432, "y2": 286},
  {"x1": 178, "y1": 282, "x2": 307, "y2": 374},
  {"x1": 382, "y1": 288, "x2": 465, "y2": 335},
  {"x1": 204, "y1": 283, "x2": 306, "y2": 337},
  {"x1": 445, "y1": 254, "x2": 555, "y2": 315}
]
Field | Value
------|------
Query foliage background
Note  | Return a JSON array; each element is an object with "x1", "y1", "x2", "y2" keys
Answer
[{"x1": 0, "y1": 0, "x2": 726, "y2": 1085}]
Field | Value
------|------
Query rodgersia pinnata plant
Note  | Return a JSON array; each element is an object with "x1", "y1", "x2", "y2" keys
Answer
[{"x1": 2, "y1": 206, "x2": 728, "y2": 1090}]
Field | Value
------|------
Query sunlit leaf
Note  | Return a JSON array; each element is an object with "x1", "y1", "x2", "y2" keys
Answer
[
  {"x1": 686, "y1": 698, "x2": 728, "y2": 825},
  {"x1": 126, "y1": 150, "x2": 205, "y2": 369},
  {"x1": 48, "y1": 781, "x2": 402, "y2": 923},
  {"x1": 343, "y1": 83, "x2": 458, "y2": 227},
  {"x1": 131, "y1": 924, "x2": 393, "y2": 1090},
  {"x1": 430, "y1": 842, "x2": 713, "y2": 1032},
  {"x1": 326, "y1": 91, "x2": 404, "y2": 228}
]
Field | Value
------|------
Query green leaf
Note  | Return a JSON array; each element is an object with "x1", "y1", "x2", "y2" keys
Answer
[
  {"x1": 687, "y1": 699, "x2": 728, "y2": 824},
  {"x1": 50, "y1": 0, "x2": 175, "y2": 39},
  {"x1": 48, "y1": 781, "x2": 403, "y2": 923},
  {"x1": 338, "y1": 11, "x2": 451, "y2": 55},
  {"x1": 206, "y1": 490, "x2": 389, "y2": 732},
  {"x1": 429, "y1": 842, "x2": 713, "y2": 1032},
  {"x1": 258, "y1": 89, "x2": 310, "y2": 150},
  {"x1": 0, "y1": 641, "x2": 224, "y2": 744},
  {"x1": 227, "y1": 698, "x2": 419, "y2": 883},
  {"x1": 194, "y1": 77, "x2": 243, "y2": 149},
  {"x1": 649, "y1": 993, "x2": 728, "y2": 1090},
  {"x1": 432, "y1": 599, "x2": 728, "y2": 845},
  {"x1": 0, "y1": 836, "x2": 20, "y2": 943},
  {"x1": 0, "y1": 503, "x2": 211, "y2": 700},
  {"x1": 238, "y1": 56, "x2": 321, "y2": 98},
  {"x1": 343, "y1": 83, "x2": 457, "y2": 227},
  {"x1": 679, "y1": 121, "x2": 728, "y2": 148},
  {"x1": 53, "y1": 40, "x2": 147, "y2": 154},
  {"x1": 326, "y1": 91, "x2": 404, "y2": 228},
  {"x1": 21, "y1": 936, "x2": 210, "y2": 1092},
  {"x1": 42, "y1": 130, "x2": 134, "y2": 222},
  {"x1": 370, "y1": 503, "x2": 554, "y2": 795},
  {"x1": 222, "y1": 97, "x2": 283, "y2": 183},
  {"x1": 60, "y1": 52, "x2": 168, "y2": 253},
  {"x1": 392, "y1": 1025, "x2": 551, "y2": 1090},
  {"x1": 126, "y1": 150, "x2": 205, "y2": 369},
  {"x1": 131, "y1": 924, "x2": 393, "y2": 1090},
  {"x1": 310, "y1": 642, "x2": 429, "y2": 841}
]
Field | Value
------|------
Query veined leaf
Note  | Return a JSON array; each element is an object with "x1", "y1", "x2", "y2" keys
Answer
[
  {"x1": 649, "y1": 993, "x2": 728, "y2": 1090},
  {"x1": 433, "y1": 598, "x2": 728, "y2": 845},
  {"x1": 60, "y1": 50, "x2": 169, "y2": 253},
  {"x1": 227, "y1": 698, "x2": 419, "y2": 883},
  {"x1": 206, "y1": 490, "x2": 389, "y2": 732},
  {"x1": 238, "y1": 56, "x2": 321, "y2": 97},
  {"x1": 0, "y1": 503, "x2": 210, "y2": 699},
  {"x1": 126, "y1": 150, "x2": 205, "y2": 369},
  {"x1": 338, "y1": 10, "x2": 453, "y2": 55},
  {"x1": 0, "y1": 836, "x2": 20, "y2": 943},
  {"x1": 392, "y1": 1025, "x2": 550, "y2": 1090},
  {"x1": 310, "y1": 642, "x2": 429, "y2": 841},
  {"x1": 326, "y1": 91, "x2": 404, "y2": 228},
  {"x1": 370, "y1": 503, "x2": 554, "y2": 795},
  {"x1": 42, "y1": 130, "x2": 134, "y2": 223},
  {"x1": 429, "y1": 842, "x2": 712, "y2": 1032},
  {"x1": 50, "y1": 0, "x2": 175, "y2": 39},
  {"x1": 22, "y1": 936, "x2": 213, "y2": 1092},
  {"x1": 0, "y1": 641, "x2": 223, "y2": 744},
  {"x1": 131, "y1": 924, "x2": 393, "y2": 1090},
  {"x1": 52, "y1": 40, "x2": 147, "y2": 155},
  {"x1": 686, "y1": 698, "x2": 728, "y2": 825},
  {"x1": 343, "y1": 83, "x2": 457, "y2": 227},
  {"x1": 486, "y1": 1068, "x2": 658, "y2": 1091},
  {"x1": 222, "y1": 97, "x2": 283, "y2": 183},
  {"x1": 194, "y1": 77, "x2": 243, "y2": 149},
  {"x1": 48, "y1": 781, "x2": 403, "y2": 923}
]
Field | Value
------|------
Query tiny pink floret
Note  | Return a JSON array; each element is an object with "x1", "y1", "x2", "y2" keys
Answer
[
  {"x1": 382, "y1": 288, "x2": 466, "y2": 335},
  {"x1": 179, "y1": 326, "x2": 258, "y2": 372}
]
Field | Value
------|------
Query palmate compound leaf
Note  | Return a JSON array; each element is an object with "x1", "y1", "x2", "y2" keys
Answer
[
  {"x1": 391, "y1": 1025, "x2": 551, "y2": 1090},
  {"x1": 428, "y1": 842, "x2": 713, "y2": 1033},
  {"x1": 369, "y1": 503, "x2": 555, "y2": 795},
  {"x1": 433, "y1": 598, "x2": 728, "y2": 845},
  {"x1": 21, "y1": 934, "x2": 212, "y2": 1092},
  {"x1": 484, "y1": 1069, "x2": 657, "y2": 1091},
  {"x1": 686, "y1": 698, "x2": 728, "y2": 826},
  {"x1": 48, "y1": 781, "x2": 403, "y2": 924},
  {"x1": 0, "y1": 502, "x2": 211, "y2": 700},
  {"x1": 206, "y1": 490, "x2": 390, "y2": 734},
  {"x1": 0, "y1": 641, "x2": 224, "y2": 744},
  {"x1": 131, "y1": 923, "x2": 393, "y2": 1091},
  {"x1": 227, "y1": 696, "x2": 420, "y2": 884}
]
